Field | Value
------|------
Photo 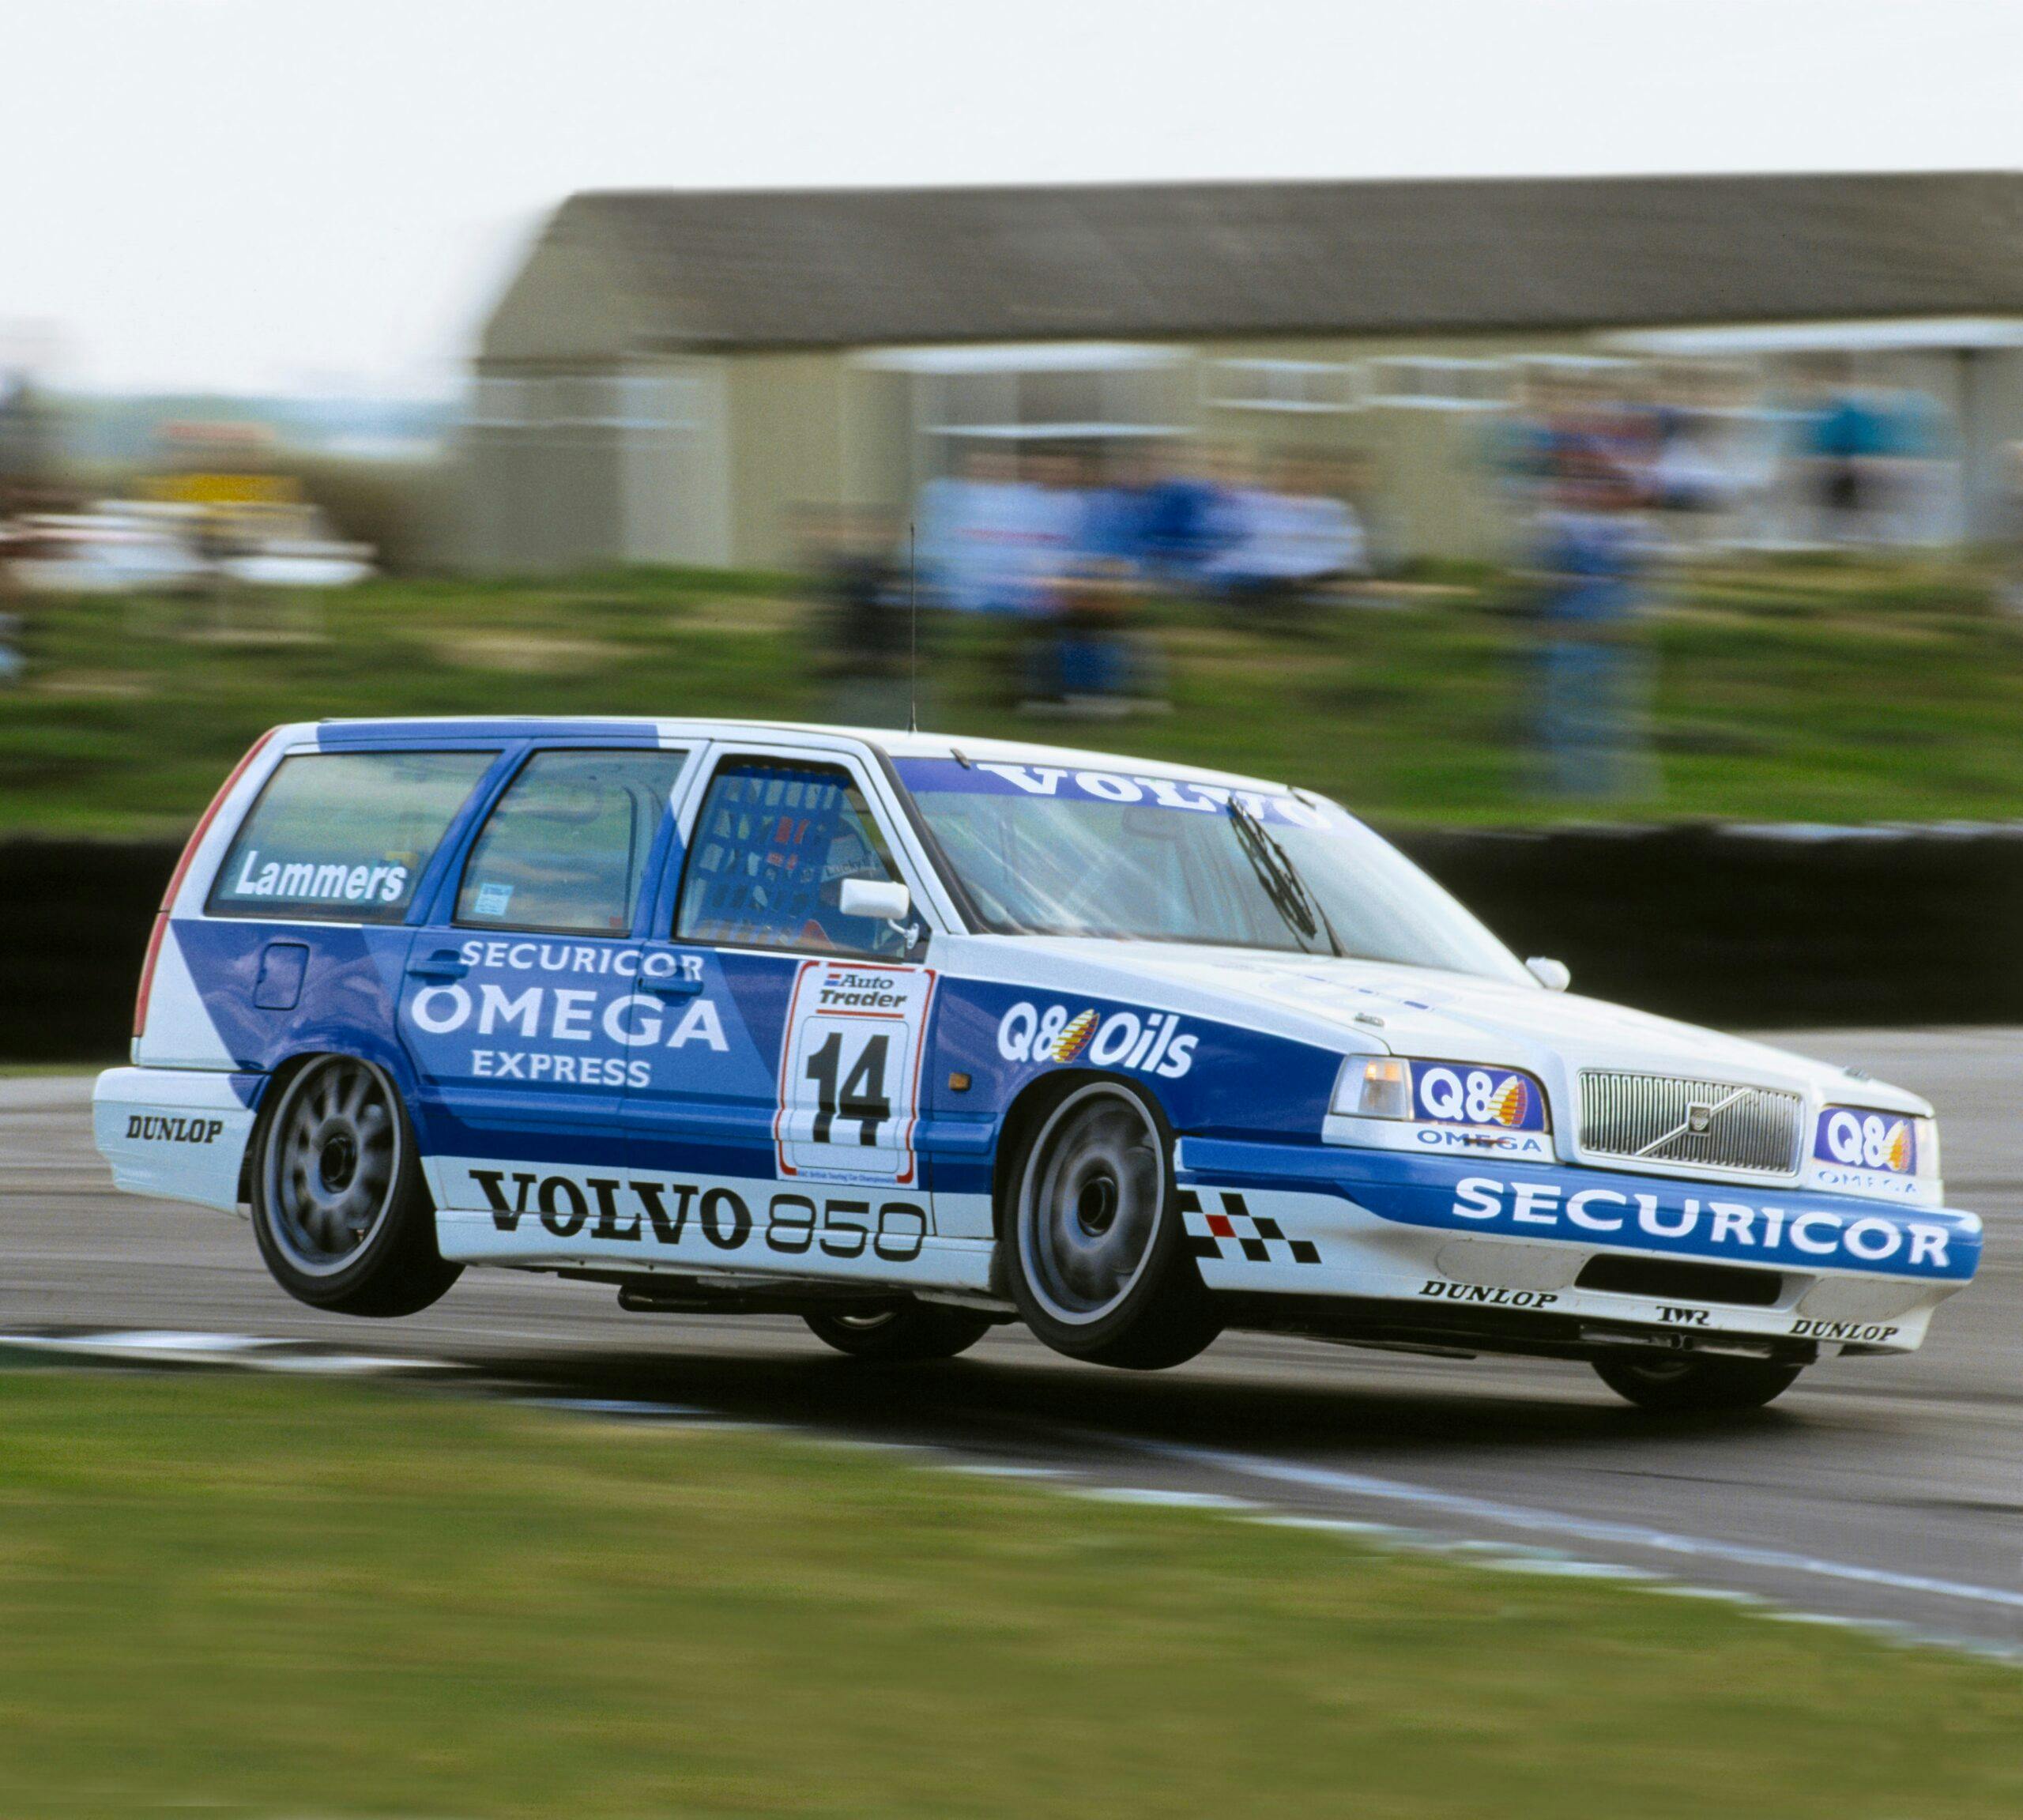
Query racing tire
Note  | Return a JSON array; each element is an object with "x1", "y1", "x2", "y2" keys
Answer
[
  {"x1": 249, "y1": 1054, "x2": 461, "y2": 1317},
  {"x1": 803, "y1": 1302, "x2": 995, "y2": 1362},
  {"x1": 1592, "y1": 1352, "x2": 1803, "y2": 1414},
  {"x1": 1004, "y1": 1078, "x2": 1221, "y2": 1371}
]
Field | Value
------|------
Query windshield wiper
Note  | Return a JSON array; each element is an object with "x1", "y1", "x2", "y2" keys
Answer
[{"x1": 1226, "y1": 798, "x2": 1343, "y2": 957}]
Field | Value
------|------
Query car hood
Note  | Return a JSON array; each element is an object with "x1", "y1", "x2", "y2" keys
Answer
[{"x1": 981, "y1": 938, "x2": 1928, "y2": 1116}]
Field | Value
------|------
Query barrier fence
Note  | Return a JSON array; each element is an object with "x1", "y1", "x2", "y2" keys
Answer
[{"x1": 5, "y1": 826, "x2": 2019, "y2": 1062}]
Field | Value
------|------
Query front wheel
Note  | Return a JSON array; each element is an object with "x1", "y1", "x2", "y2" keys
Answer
[
  {"x1": 250, "y1": 1054, "x2": 460, "y2": 1317},
  {"x1": 1005, "y1": 1080, "x2": 1220, "y2": 1370},
  {"x1": 804, "y1": 1302, "x2": 994, "y2": 1362},
  {"x1": 1593, "y1": 1352, "x2": 1802, "y2": 1414}
]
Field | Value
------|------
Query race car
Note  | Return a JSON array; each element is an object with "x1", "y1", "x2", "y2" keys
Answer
[{"x1": 95, "y1": 718, "x2": 1980, "y2": 1411}]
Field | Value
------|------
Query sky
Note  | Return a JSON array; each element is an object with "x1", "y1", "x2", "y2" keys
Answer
[{"x1": 6, "y1": 0, "x2": 2021, "y2": 397}]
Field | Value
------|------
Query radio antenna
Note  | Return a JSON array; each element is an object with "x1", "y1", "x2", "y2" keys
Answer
[{"x1": 906, "y1": 520, "x2": 919, "y2": 737}]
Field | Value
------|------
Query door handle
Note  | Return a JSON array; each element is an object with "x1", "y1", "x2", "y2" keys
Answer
[
  {"x1": 642, "y1": 973, "x2": 703, "y2": 999},
  {"x1": 407, "y1": 949, "x2": 469, "y2": 982}
]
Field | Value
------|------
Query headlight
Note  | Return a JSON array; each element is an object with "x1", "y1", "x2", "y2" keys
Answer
[
  {"x1": 1335, "y1": 1057, "x2": 1411, "y2": 1120},
  {"x1": 1331, "y1": 1057, "x2": 1550, "y2": 1132},
  {"x1": 1814, "y1": 1106, "x2": 1938, "y2": 1180}
]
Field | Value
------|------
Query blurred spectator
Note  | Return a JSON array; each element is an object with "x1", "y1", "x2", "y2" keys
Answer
[
  {"x1": 1200, "y1": 453, "x2": 1366, "y2": 631},
  {"x1": 0, "y1": 510, "x2": 26, "y2": 684},
  {"x1": 1501, "y1": 352, "x2": 1964, "y2": 556},
  {"x1": 1497, "y1": 364, "x2": 1643, "y2": 520},
  {"x1": 1020, "y1": 448, "x2": 1161, "y2": 714},
  {"x1": 1999, "y1": 443, "x2": 2023, "y2": 617},
  {"x1": 1792, "y1": 356, "x2": 1901, "y2": 546},
  {"x1": 1079, "y1": 441, "x2": 1158, "y2": 575},
  {"x1": 1649, "y1": 394, "x2": 1731, "y2": 513},
  {"x1": 1141, "y1": 441, "x2": 1238, "y2": 586},
  {"x1": 1024, "y1": 559, "x2": 1158, "y2": 716},
  {"x1": 1643, "y1": 367, "x2": 1763, "y2": 552},
  {"x1": 901, "y1": 433, "x2": 1393, "y2": 715},
  {"x1": 1282, "y1": 456, "x2": 1369, "y2": 593},
  {"x1": 914, "y1": 445, "x2": 1016, "y2": 616},
  {"x1": 1527, "y1": 436, "x2": 1655, "y2": 801},
  {"x1": 1494, "y1": 366, "x2": 1568, "y2": 507},
  {"x1": 914, "y1": 443, "x2": 1075, "y2": 618},
  {"x1": 0, "y1": 371, "x2": 55, "y2": 504},
  {"x1": 914, "y1": 437, "x2": 1374, "y2": 632},
  {"x1": 1022, "y1": 447, "x2": 1094, "y2": 594},
  {"x1": 802, "y1": 505, "x2": 914, "y2": 728},
  {"x1": 1876, "y1": 386, "x2": 1952, "y2": 545}
]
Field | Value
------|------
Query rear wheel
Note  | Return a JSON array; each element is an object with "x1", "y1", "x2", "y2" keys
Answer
[
  {"x1": 1005, "y1": 1080, "x2": 1219, "y2": 1370},
  {"x1": 250, "y1": 1054, "x2": 459, "y2": 1317},
  {"x1": 1593, "y1": 1352, "x2": 1802, "y2": 1413},
  {"x1": 803, "y1": 1302, "x2": 994, "y2": 1362}
]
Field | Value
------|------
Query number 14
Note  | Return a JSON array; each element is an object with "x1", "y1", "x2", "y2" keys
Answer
[{"x1": 804, "y1": 1031, "x2": 892, "y2": 1145}]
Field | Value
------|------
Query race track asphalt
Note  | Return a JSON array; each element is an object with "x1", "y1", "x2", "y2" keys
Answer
[{"x1": 6, "y1": 1027, "x2": 2021, "y2": 1647}]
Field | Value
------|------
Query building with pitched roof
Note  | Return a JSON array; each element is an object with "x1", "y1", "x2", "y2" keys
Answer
[{"x1": 465, "y1": 172, "x2": 2023, "y2": 571}]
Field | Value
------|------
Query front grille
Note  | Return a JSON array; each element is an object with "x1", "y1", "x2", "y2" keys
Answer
[{"x1": 1578, "y1": 1071, "x2": 1803, "y2": 1177}]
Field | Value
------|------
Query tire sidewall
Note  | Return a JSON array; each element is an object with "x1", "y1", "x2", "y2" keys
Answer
[
  {"x1": 804, "y1": 1301, "x2": 993, "y2": 1362},
  {"x1": 1594, "y1": 1352, "x2": 1801, "y2": 1413},
  {"x1": 250, "y1": 1054, "x2": 440, "y2": 1310},
  {"x1": 1004, "y1": 1075, "x2": 1211, "y2": 1363}
]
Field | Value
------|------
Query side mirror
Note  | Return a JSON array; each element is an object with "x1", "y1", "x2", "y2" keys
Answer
[
  {"x1": 1526, "y1": 956, "x2": 1572, "y2": 993},
  {"x1": 839, "y1": 877, "x2": 911, "y2": 925}
]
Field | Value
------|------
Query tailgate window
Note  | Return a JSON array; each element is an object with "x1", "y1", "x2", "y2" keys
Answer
[{"x1": 207, "y1": 749, "x2": 495, "y2": 923}]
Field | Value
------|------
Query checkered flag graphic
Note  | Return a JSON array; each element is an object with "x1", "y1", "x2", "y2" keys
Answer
[{"x1": 1179, "y1": 1189, "x2": 1320, "y2": 1266}]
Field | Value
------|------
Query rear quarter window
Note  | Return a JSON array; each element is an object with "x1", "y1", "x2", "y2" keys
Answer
[
  {"x1": 454, "y1": 748, "x2": 688, "y2": 935},
  {"x1": 207, "y1": 749, "x2": 495, "y2": 923}
]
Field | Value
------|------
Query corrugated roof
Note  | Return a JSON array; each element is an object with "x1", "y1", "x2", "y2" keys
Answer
[{"x1": 488, "y1": 172, "x2": 2023, "y2": 356}]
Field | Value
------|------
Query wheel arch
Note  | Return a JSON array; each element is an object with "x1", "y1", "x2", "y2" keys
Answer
[
  {"x1": 270, "y1": 1025, "x2": 426, "y2": 1102},
  {"x1": 987, "y1": 1069, "x2": 1181, "y2": 1279}
]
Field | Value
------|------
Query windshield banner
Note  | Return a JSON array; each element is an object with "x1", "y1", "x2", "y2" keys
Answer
[{"x1": 895, "y1": 759, "x2": 1332, "y2": 828}]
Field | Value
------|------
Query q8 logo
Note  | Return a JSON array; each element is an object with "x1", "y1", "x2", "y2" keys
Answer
[
  {"x1": 1411, "y1": 1064, "x2": 1545, "y2": 1132},
  {"x1": 1819, "y1": 1108, "x2": 1915, "y2": 1174}
]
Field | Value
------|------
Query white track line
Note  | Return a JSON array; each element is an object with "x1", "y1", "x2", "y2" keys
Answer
[
  {"x1": 7, "y1": 1328, "x2": 2018, "y2": 1656},
  {"x1": 1070, "y1": 1487, "x2": 1264, "y2": 1512},
  {"x1": 0, "y1": 1330, "x2": 454, "y2": 1373},
  {"x1": 1131, "y1": 1439, "x2": 2023, "y2": 1616}
]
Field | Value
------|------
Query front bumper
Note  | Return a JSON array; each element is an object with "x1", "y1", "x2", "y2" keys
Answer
[{"x1": 1173, "y1": 1137, "x2": 1980, "y2": 1357}]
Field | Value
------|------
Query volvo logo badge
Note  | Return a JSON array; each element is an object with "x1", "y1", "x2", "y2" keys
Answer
[{"x1": 1686, "y1": 1102, "x2": 1715, "y2": 1133}]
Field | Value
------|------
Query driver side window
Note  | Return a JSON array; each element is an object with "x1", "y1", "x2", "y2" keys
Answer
[{"x1": 676, "y1": 757, "x2": 908, "y2": 957}]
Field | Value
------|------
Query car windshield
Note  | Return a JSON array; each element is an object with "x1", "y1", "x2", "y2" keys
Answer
[{"x1": 894, "y1": 758, "x2": 1532, "y2": 984}]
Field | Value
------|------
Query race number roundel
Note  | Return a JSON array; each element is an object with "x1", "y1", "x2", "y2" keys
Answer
[{"x1": 775, "y1": 960, "x2": 937, "y2": 1188}]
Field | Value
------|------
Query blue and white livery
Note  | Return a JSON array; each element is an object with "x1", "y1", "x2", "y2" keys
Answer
[{"x1": 96, "y1": 718, "x2": 1980, "y2": 1409}]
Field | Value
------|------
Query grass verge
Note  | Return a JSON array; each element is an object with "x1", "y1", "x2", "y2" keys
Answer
[
  {"x1": 6, "y1": 552, "x2": 2023, "y2": 836},
  {"x1": 0, "y1": 1367, "x2": 2019, "y2": 1818},
  {"x1": 0, "y1": 1062, "x2": 115, "y2": 1078}
]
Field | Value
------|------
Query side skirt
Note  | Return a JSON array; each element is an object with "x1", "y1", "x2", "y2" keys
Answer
[{"x1": 425, "y1": 1154, "x2": 995, "y2": 1291}]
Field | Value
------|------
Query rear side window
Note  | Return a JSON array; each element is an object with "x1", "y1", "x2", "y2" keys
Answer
[
  {"x1": 676, "y1": 757, "x2": 907, "y2": 957},
  {"x1": 454, "y1": 748, "x2": 688, "y2": 935},
  {"x1": 208, "y1": 749, "x2": 495, "y2": 923}
]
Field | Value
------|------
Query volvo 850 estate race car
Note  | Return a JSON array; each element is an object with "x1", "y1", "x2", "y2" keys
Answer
[{"x1": 96, "y1": 718, "x2": 1980, "y2": 1411}]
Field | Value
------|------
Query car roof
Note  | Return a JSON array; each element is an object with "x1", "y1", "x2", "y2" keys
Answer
[{"x1": 310, "y1": 716, "x2": 1302, "y2": 797}]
